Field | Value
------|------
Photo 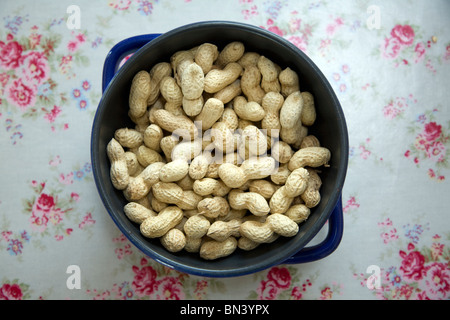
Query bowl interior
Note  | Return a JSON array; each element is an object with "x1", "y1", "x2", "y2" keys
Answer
[{"x1": 91, "y1": 21, "x2": 348, "y2": 277}]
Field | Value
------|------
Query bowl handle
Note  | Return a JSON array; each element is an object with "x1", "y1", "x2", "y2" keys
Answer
[
  {"x1": 102, "y1": 34, "x2": 162, "y2": 92},
  {"x1": 282, "y1": 195, "x2": 343, "y2": 264}
]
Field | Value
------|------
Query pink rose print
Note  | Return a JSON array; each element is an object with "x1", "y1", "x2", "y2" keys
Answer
[
  {"x1": 381, "y1": 36, "x2": 403, "y2": 59},
  {"x1": 423, "y1": 262, "x2": 450, "y2": 299},
  {"x1": 19, "y1": 51, "x2": 50, "y2": 85},
  {"x1": 5, "y1": 78, "x2": 37, "y2": 111},
  {"x1": 0, "y1": 40, "x2": 23, "y2": 70},
  {"x1": 399, "y1": 248, "x2": 426, "y2": 281},
  {"x1": 131, "y1": 265, "x2": 158, "y2": 297},
  {"x1": 391, "y1": 24, "x2": 415, "y2": 46},
  {"x1": 425, "y1": 140, "x2": 446, "y2": 163},
  {"x1": 423, "y1": 122, "x2": 442, "y2": 142},
  {"x1": 0, "y1": 283, "x2": 23, "y2": 300},
  {"x1": 256, "y1": 267, "x2": 292, "y2": 299},
  {"x1": 156, "y1": 277, "x2": 185, "y2": 300},
  {"x1": 267, "y1": 267, "x2": 291, "y2": 289},
  {"x1": 29, "y1": 193, "x2": 55, "y2": 232},
  {"x1": 257, "y1": 279, "x2": 279, "y2": 300},
  {"x1": 414, "y1": 42, "x2": 426, "y2": 63}
]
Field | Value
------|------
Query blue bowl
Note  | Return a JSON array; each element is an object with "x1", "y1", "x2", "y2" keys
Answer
[{"x1": 91, "y1": 21, "x2": 348, "y2": 277}]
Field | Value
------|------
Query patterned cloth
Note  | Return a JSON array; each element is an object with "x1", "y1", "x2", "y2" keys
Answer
[{"x1": 1, "y1": 0, "x2": 449, "y2": 300}]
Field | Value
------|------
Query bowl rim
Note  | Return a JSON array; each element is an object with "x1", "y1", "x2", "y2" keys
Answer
[{"x1": 91, "y1": 20, "x2": 349, "y2": 277}]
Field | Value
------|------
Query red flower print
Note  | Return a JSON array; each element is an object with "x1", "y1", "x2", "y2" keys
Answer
[
  {"x1": 414, "y1": 42, "x2": 426, "y2": 63},
  {"x1": 390, "y1": 24, "x2": 415, "y2": 46},
  {"x1": 131, "y1": 265, "x2": 158, "y2": 297},
  {"x1": 34, "y1": 193, "x2": 55, "y2": 213},
  {"x1": 320, "y1": 287, "x2": 333, "y2": 300},
  {"x1": 156, "y1": 277, "x2": 185, "y2": 300},
  {"x1": 267, "y1": 267, "x2": 291, "y2": 289},
  {"x1": 67, "y1": 40, "x2": 80, "y2": 52},
  {"x1": 381, "y1": 36, "x2": 403, "y2": 59},
  {"x1": 290, "y1": 286, "x2": 302, "y2": 300},
  {"x1": 399, "y1": 250, "x2": 426, "y2": 281},
  {"x1": 423, "y1": 262, "x2": 450, "y2": 299},
  {"x1": 44, "y1": 105, "x2": 61, "y2": 123},
  {"x1": 423, "y1": 122, "x2": 442, "y2": 142},
  {"x1": 0, "y1": 73, "x2": 10, "y2": 87},
  {"x1": 0, "y1": 40, "x2": 23, "y2": 70},
  {"x1": 257, "y1": 279, "x2": 279, "y2": 300},
  {"x1": 30, "y1": 193, "x2": 56, "y2": 232},
  {"x1": 19, "y1": 51, "x2": 50, "y2": 85},
  {"x1": 5, "y1": 78, "x2": 37, "y2": 111},
  {"x1": 0, "y1": 283, "x2": 23, "y2": 300},
  {"x1": 28, "y1": 33, "x2": 42, "y2": 49},
  {"x1": 425, "y1": 140, "x2": 446, "y2": 163}
]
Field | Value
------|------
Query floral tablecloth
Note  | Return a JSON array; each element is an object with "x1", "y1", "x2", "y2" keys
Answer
[{"x1": 1, "y1": 0, "x2": 449, "y2": 301}]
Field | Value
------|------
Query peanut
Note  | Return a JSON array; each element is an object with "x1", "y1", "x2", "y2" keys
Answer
[
  {"x1": 207, "y1": 219, "x2": 241, "y2": 242},
  {"x1": 237, "y1": 125, "x2": 268, "y2": 160},
  {"x1": 300, "y1": 91, "x2": 316, "y2": 126},
  {"x1": 248, "y1": 180, "x2": 278, "y2": 199},
  {"x1": 194, "y1": 43, "x2": 219, "y2": 74},
  {"x1": 288, "y1": 146, "x2": 331, "y2": 171},
  {"x1": 204, "y1": 62, "x2": 242, "y2": 93},
  {"x1": 300, "y1": 135, "x2": 320, "y2": 149},
  {"x1": 280, "y1": 91, "x2": 303, "y2": 129},
  {"x1": 239, "y1": 214, "x2": 298, "y2": 243},
  {"x1": 189, "y1": 153, "x2": 213, "y2": 180},
  {"x1": 140, "y1": 206, "x2": 183, "y2": 238},
  {"x1": 114, "y1": 128, "x2": 143, "y2": 149},
  {"x1": 261, "y1": 92, "x2": 284, "y2": 136},
  {"x1": 197, "y1": 196, "x2": 230, "y2": 219},
  {"x1": 194, "y1": 98, "x2": 224, "y2": 130},
  {"x1": 216, "y1": 41, "x2": 245, "y2": 68},
  {"x1": 107, "y1": 138, "x2": 130, "y2": 190},
  {"x1": 213, "y1": 79, "x2": 242, "y2": 104},
  {"x1": 279, "y1": 67, "x2": 300, "y2": 97},
  {"x1": 153, "y1": 109, "x2": 198, "y2": 140},
  {"x1": 129, "y1": 70, "x2": 152, "y2": 118},
  {"x1": 184, "y1": 214, "x2": 211, "y2": 239},
  {"x1": 160, "y1": 228, "x2": 186, "y2": 252},
  {"x1": 152, "y1": 181, "x2": 202, "y2": 210},
  {"x1": 124, "y1": 202, "x2": 157, "y2": 224},
  {"x1": 192, "y1": 177, "x2": 231, "y2": 197},
  {"x1": 143, "y1": 124, "x2": 163, "y2": 152},
  {"x1": 233, "y1": 96, "x2": 266, "y2": 122},
  {"x1": 257, "y1": 56, "x2": 281, "y2": 93},
  {"x1": 200, "y1": 237, "x2": 238, "y2": 260},
  {"x1": 148, "y1": 62, "x2": 172, "y2": 105},
  {"x1": 181, "y1": 62, "x2": 205, "y2": 116},
  {"x1": 218, "y1": 156, "x2": 276, "y2": 188},
  {"x1": 240, "y1": 65, "x2": 265, "y2": 104},
  {"x1": 285, "y1": 204, "x2": 311, "y2": 223},
  {"x1": 270, "y1": 140, "x2": 294, "y2": 164},
  {"x1": 136, "y1": 145, "x2": 164, "y2": 167},
  {"x1": 210, "y1": 107, "x2": 239, "y2": 154},
  {"x1": 301, "y1": 169, "x2": 322, "y2": 208},
  {"x1": 237, "y1": 52, "x2": 260, "y2": 68},
  {"x1": 269, "y1": 168, "x2": 309, "y2": 214},
  {"x1": 123, "y1": 162, "x2": 165, "y2": 201},
  {"x1": 228, "y1": 189, "x2": 270, "y2": 216}
]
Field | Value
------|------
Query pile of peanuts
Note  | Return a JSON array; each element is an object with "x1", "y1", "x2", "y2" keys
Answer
[{"x1": 106, "y1": 41, "x2": 331, "y2": 260}]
